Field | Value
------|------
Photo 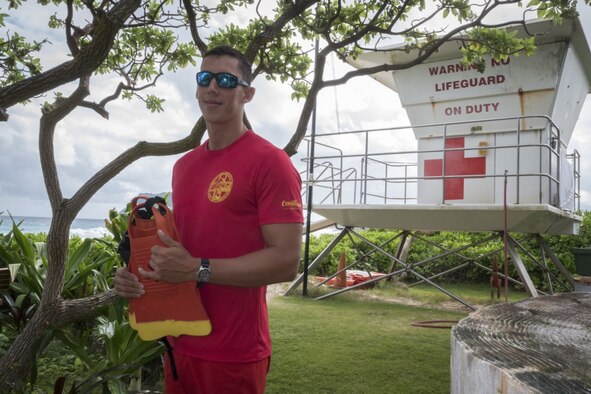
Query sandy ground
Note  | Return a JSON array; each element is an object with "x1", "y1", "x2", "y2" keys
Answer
[{"x1": 266, "y1": 282, "x2": 290, "y2": 301}]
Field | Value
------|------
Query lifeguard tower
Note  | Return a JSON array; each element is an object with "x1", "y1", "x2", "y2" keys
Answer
[{"x1": 287, "y1": 10, "x2": 591, "y2": 308}]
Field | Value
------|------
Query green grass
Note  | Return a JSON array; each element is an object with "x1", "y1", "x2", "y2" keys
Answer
[
  {"x1": 266, "y1": 288, "x2": 470, "y2": 394},
  {"x1": 266, "y1": 281, "x2": 529, "y2": 393},
  {"x1": 369, "y1": 280, "x2": 529, "y2": 306},
  {"x1": 22, "y1": 281, "x2": 527, "y2": 393}
]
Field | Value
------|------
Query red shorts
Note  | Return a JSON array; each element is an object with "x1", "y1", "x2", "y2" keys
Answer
[{"x1": 164, "y1": 352, "x2": 270, "y2": 394}]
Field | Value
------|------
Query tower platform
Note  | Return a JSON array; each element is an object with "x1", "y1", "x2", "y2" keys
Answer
[{"x1": 313, "y1": 203, "x2": 581, "y2": 235}]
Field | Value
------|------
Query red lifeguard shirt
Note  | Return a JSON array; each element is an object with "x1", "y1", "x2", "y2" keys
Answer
[{"x1": 171, "y1": 130, "x2": 303, "y2": 362}]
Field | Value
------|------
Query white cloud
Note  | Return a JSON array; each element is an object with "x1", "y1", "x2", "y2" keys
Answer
[
  {"x1": 54, "y1": 127, "x2": 78, "y2": 167},
  {"x1": 1, "y1": 3, "x2": 591, "y2": 222},
  {"x1": 247, "y1": 77, "x2": 303, "y2": 147}
]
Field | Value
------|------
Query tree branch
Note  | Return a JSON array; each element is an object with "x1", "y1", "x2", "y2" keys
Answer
[
  {"x1": 39, "y1": 76, "x2": 91, "y2": 215},
  {"x1": 66, "y1": 117, "x2": 207, "y2": 216},
  {"x1": 56, "y1": 290, "x2": 120, "y2": 327},
  {"x1": 65, "y1": 0, "x2": 80, "y2": 56},
  {"x1": 79, "y1": 100, "x2": 110, "y2": 118},
  {"x1": 245, "y1": 0, "x2": 319, "y2": 63},
  {"x1": 284, "y1": 0, "x2": 524, "y2": 155},
  {"x1": 284, "y1": 50, "x2": 326, "y2": 156},
  {"x1": 182, "y1": 0, "x2": 208, "y2": 55},
  {"x1": 0, "y1": 0, "x2": 141, "y2": 117}
]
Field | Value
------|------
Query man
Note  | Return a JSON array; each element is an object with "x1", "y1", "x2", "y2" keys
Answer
[{"x1": 114, "y1": 45, "x2": 304, "y2": 393}]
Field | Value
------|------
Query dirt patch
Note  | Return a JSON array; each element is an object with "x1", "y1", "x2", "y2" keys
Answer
[
  {"x1": 267, "y1": 282, "x2": 478, "y2": 313},
  {"x1": 357, "y1": 291, "x2": 475, "y2": 312},
  {"x1": 266, "y1": 282, "x2": 290, "y2": 302}
]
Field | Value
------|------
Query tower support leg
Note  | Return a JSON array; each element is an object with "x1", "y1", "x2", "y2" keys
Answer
[
  {"x1": 505, "y1": 235, "x2": 539, "y2": 297},
  {"x1": 284, "y1": 227, "x2": 349, "y2": 295}
]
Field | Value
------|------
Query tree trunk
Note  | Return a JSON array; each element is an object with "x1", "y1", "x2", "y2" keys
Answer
[
  {"x1": 0, "y1": 288, "x2": 121, "y2": 390},
  {"x1": 0, "y1": 116, "x2": 206, "y2": 389},
  {"x1": 0, "y1": 214, "x2": 119, "y2": 389}
]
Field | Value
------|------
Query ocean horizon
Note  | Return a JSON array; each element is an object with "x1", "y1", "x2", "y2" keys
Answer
[
  {"x1": 0, "y1": 211, "x2": 336, "y2": 240},
  {"x1": 0, "y1": 215, "x2": 110, "y2": 238}
]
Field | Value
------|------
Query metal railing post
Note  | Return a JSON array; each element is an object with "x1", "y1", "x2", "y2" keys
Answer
[
  {"x1": 441, "y1": 123, "x2": 448, "y2": 204},
  {"x1": 556, "y1": 125, "x2": 561, "y2": 208},
  {"x1": 516, "y1": 118, "x2": 521, "y2": 204},
  {"x1": 364, "y1": 130, "x2": 369, "y2": 204}
]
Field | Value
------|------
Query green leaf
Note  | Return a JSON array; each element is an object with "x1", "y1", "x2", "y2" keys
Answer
[
  {"x1": 29, "y1": 329, "x2": 55, "y2": 385},
  {"x1": 66, "y1": 238, "x2": 92, "y2": 279},
  {"x1": 12, "y1": 225, "x2": 35, "y2": 262},
  {"x1": 0, "y1": 243, "x2": 21, "y2": 266},
  {"x1": 53, "y1": 330, "x2": 95, "y2": 368}
]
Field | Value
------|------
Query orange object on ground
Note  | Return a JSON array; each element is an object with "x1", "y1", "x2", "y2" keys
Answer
[
  {"x1": 128, "y1": 196, "x2": 211, "y2": 341},
  {"x1": 333, "y1": 252, "x2": 347, "y2": 288},
  {"x1": 316, "y1": 270, "x2": 387, "y2": 289}
]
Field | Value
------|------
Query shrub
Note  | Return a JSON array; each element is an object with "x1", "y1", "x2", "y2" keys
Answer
[{"x1": 303, "y1": 211, "x2": 591, "y2": 292}]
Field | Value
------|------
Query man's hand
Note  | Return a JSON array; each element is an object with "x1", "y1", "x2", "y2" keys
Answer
[
  {"x1": 114, "y1": 267, "x2": 144, "y2": 298},
  {"x1": 139, "y1": 229, "x2": 198, "y2": 283}
]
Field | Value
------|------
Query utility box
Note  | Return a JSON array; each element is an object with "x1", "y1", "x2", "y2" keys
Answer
[{"x1": 572, "y1": 248, "x2": 591, "y2": 276}]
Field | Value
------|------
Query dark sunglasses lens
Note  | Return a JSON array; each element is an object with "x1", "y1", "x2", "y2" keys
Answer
[
  {"x1": 196, "y1": 72, "x2": 213, "y2": 86},
  {"x1": 216, "y1": 73, "x2": 238, "y2": 88}
]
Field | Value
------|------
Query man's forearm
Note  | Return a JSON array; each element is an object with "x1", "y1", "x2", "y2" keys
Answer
[{"x1": 206, "y1": 245, "x2": 301, "y2": 287}]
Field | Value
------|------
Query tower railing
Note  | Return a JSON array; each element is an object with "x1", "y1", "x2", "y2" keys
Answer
[{"x1": 301, "y1": 115, "x2": 581, "y2": 212}]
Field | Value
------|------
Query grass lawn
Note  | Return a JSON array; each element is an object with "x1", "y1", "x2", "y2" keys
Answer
[
  {"x1": 27, "y1": 281, "x2": 526, "y2": 393},
  {"x1": 265, "y1": 282, "x2": 498, "y2": 394},
  {"x1": 369, "y1": 280, "x2": 530, "y2": 306}
]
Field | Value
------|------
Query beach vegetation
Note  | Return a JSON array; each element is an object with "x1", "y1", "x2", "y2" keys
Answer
[
  {"x1": 0, "y1": 0, "x2": 589, "y2": 389},
  {"x1": 305, "y1": 210, "x2": 591, "y2": 293},
  {"x1": 0, "y1": 206, "x2": 588, "y2": 390},
  {"x1": 0, "y1": 218, "x2": 163, "y2": 392}
]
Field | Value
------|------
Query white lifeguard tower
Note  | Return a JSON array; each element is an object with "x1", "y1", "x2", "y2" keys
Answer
[
  {"x1": 349, "y1": 15, "x2": 589, "y2": 214},
  {"x1": 288, "y1": 10, "x2": 591, "y2": 307}
]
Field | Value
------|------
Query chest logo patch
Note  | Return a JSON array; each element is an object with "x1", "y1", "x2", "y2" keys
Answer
[{"x1": 208, "y1": 171, "x2": 233, "y2": 203}]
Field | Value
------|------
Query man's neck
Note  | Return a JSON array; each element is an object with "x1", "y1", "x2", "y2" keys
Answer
[{"x1": 206, "y1": 122, "x2": 248, "y2": 150}]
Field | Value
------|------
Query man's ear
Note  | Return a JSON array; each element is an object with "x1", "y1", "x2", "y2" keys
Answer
[{"x1": 242, "y1": 87, "x2": 255, "y2": 103}]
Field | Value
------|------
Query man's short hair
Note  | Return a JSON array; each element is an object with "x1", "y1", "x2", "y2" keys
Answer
[{"x1": 203, "y1": 46, "x2": 253, "y2": 84}]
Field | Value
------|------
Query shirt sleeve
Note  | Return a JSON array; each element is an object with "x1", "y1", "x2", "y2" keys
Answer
[{"x1": 255, "y1": 148, "x2": 304, "y2": 226}]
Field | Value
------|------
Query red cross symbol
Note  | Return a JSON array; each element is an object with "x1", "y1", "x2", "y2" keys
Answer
[{"x1": 424, "y1": 137, "x2": 486, "y2": 200}]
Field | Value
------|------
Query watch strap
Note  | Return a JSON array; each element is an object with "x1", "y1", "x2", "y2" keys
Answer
[{"x1": 197, "y1": 258, "x2": 211, "y2": 288}]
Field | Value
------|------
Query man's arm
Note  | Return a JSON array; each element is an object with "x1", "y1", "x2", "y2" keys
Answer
[
  {"x1": 208, "y1": 222, "x2": 302, "y2": 286},
  {"x1": 139, "y1": 222, "x2": 303, "y2": 287}
]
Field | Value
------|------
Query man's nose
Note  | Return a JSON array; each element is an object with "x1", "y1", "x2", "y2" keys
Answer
[{"x1": 207, "y1": 78, "x2": 221, "y2": 92}]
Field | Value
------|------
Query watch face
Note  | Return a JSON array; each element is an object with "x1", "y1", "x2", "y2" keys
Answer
[{"x1": 198, "y1": 267, "x2": 212, "y2": 283}]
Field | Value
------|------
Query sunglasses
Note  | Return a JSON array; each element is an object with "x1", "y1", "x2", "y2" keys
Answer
[{"x1": 196, "y1": 71, "x2": 250, "y2": 89}]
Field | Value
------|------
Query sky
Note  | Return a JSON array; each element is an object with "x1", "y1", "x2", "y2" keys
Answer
[{"x1": 0, "y1": 2, "x2": 590, "y2": 220}]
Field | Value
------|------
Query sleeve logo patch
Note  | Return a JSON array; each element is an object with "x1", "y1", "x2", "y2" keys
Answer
[
  {"x1": 281, "y1": 200, "x2": 302, "y2": 209},
  {"x1": 208, "y1": 171, "x2": 233, "y2": 203}
]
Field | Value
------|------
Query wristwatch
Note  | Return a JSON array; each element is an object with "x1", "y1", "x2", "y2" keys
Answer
[{"x1": 196, "y1": 258, "x2": 212, "y2": 288}]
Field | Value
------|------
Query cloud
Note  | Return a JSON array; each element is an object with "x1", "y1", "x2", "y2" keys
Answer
[
  {"x1": 569, "y1": 95, "x2": 591, "y2": 211},
  {"x1": 0, "y1": 69, "x2": 199, "y2": 218},
  {"x1": 1, "y1": 3, "x2": 591, "y2": 222}
]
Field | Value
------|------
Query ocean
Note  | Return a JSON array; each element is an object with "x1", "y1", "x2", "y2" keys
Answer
[
  {"x1": 0, "y1": 212, "x2": 336, "y2": 240},
  {"x1": 0, "y1": 215, "x2": 110, "y2": 238}
]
